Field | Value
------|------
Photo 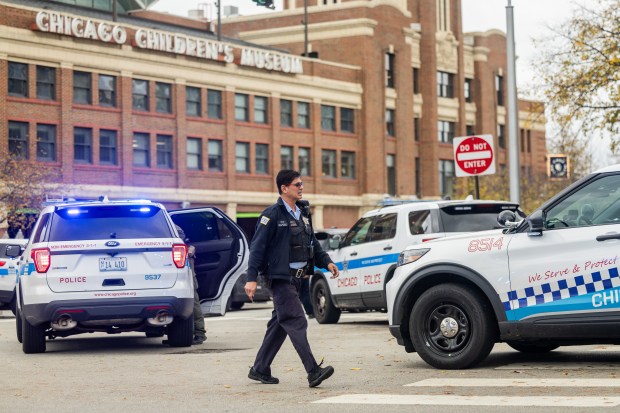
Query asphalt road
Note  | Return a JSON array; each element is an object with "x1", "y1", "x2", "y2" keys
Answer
[{"x1": 2, "y1": 303, "x2": 620, "y2": 413}]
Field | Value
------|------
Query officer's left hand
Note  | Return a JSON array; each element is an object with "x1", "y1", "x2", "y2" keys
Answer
[{"x1": 327, "y1": 263, "x2": 339, "y2": 279}]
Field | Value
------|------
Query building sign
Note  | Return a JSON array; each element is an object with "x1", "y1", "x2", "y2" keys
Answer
[
  {"x1": 33, "y1": 11, "x2": 303, "y2": 74},
  {"x1": 548, "y1": 154, "x2": 569, "y2": 179}
]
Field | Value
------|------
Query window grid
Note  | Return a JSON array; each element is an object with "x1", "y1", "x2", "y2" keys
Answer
[
  {"x1": 133, "y1": 133, "x2": 150, "y2": 167},
  {"x1": 385, "y1": 53, "x2": 395, "y2": 88},
  {"x1": 281, "y1": 99, "x2": 293, "y2": 127},
  {"x1": 256, "y1": 143, "x2": 269, "y2": 174},
  {"x1": 74, "y1": 127, "x2": 93, "y2": 164},
  {"x1": 100, "y1": 129, "x2": 118, "y2": 165},
  {"x1": 98, "y1": 74, "x2": 116, "y2": 107},
  {"x1": 386, "y1": 109, "x2": 395, "y2": 137},
  {"x1": 299, "y1": 147, "x2": 311, "y2": 176},
  {"x1": 341, "y1": 151, "x2": 356, "y2": 179},
  {"x1": 236, "y1": 142, "x2": 250, "y2": 173},
  {"x1": 8, "y1": 121, "x2": 29, "y2": 160},
  {"x1": 322, "y1": 149, "x2": 337, "y2": 178},
  {"x1": 132, "y1": 79, "x2": 149, "y2": 111},
  {"x1": 73, "y1": 71, "x2": 92, "y2": 104},
  {"x1": 208, "y1": 139, "x2": 223, "y2": 172},
  {"x1": 36, "y1": 66, "x2": 56, "y2": 100},
  {"x1": 321, "y1": 105, "x2": 336, "y2": 131},
  {"x1": 235, "y1": 93, "x2": 249, "y2": 122},
  {"x1": 437, "y1": 71, "x2": 454, "y2": 98},
  {"x1": 186, "y1": 87, "x2": 201, "y2": 117},
  {"x1": 37, "y1": 124, "x2": 56, "y2": 162},
  {"x1": 340, "y1": 108, "x2": 355, "y2": 133},
  {"x1": 8, "y1": 62, "x2": 28, "y2": 97},
  {"x1": 207, "y1": 89, "x2": 223, "y2": 119},
  {"x1": 156, "y1": 134, "x2": 173, "y2": 169},
  {"x1": 439, "y1": 159, "x2": 455, "y2": 198},
  {"x1": 254, "y1": 96, "x2": 268, "y2": 124},
  {"x1": 281, "y1": 145, "x2": 294, "y2": 170},
  {"x1": 187, "y1": 137, "x2": 202, "y2": 170},
  {"x1": 155, "y1": 82, "x2": 172, "y2": 114},
  {"x1": 438, "y1": 120, "x2": 455, "y2": 143},
  {"x1": 297, "y1": 102, "x2": 310, "y2": 129}
]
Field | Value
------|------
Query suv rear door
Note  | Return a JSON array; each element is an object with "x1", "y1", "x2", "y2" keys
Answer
[{"x1": 169, "y1": 207, "x2": 248, "y2": 315}]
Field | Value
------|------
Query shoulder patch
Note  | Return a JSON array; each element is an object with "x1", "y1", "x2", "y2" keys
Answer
[{"x1": 260, "y1": 216, "x2": 270, "y2": 225}]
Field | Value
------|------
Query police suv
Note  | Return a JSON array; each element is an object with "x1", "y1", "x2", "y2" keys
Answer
[
  {"x1": 16, "y1": 199, "x2": 209, "y2": 353},
  {"x1": 311, "y1": 199, "x2": 523, "y2": 324},
  {"x1": 387, "y1": 164, "x2": 620, "y2": 369},
  {"x1": 0, "y1": 239, "x2": 28, "y2": 313}
]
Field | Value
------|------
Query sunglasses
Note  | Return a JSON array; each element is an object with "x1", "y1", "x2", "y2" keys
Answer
[{"x1": 289, "y1": 182, "x2": 304, "y2": 188}]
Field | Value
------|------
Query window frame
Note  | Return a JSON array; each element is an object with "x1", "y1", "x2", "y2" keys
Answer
[
  {"x1": 321, "y1": 105, "x2": 336, "y2": 131},
  {"x1": 208, "y1": 139, "x2": 223, "y2": 172},
  {"x1": 341, "y1": 151, "x2": 356, "y2": 179},
  {"x1": 99, "y1": 129, "x2": 118, "y2": 165},
  {"x1": 207, "y1": 89, "x2": 223, "y2": 119},
  {"x1": 132, "y1": 79, "x2": 149, "y2": 111},
  {"x1": 235, "y1": 142, "x2": 250, "y2": 173},
  {"x1": 8, "y1": 62, "x2": 28, "y2": 98},
  {"x1": 281, "y1": 145, "x2": 294, "y2": 170},
  {"x1": 36, "y1": 66, "x2": 56, "y2": 101},
  {"x1": 156, "y1": 134, "x2": 173, "y2": 169},
  {"x1": 187, "y1": 137, "x2": 202, "y2": 170},
  {"x1": 321, "y1": 149, "x2": 337, "y2": 178},
  {"x1": 155, "y1": 82, "x2": 172, "y2": 114},
  {"x1": 255, "y1": 143, "x2": 269, "y2": 174},
  {"x1": 74, "y1": 127, "x2": 93, "y2": 164},
  {"x1": 36, "y1": 123, "x2": 56, "y2": 162},
  {"x1": 297, "y1": 101, "x2": 310, "y2": 129},
  {"x1": 186, "y1": 86, "x2": 201, "y2": 117},
  {"x1": 280, "y1": 99, "x2": 293, "y2": 127},
  {"x1": 8, "y1": 121, "x2": 29, "y2": 160},
  {"x1": 340, "y1": 107, "x2": 355, "y2": 133},
  {"x1": 235, "y1": 93, "x2": 249, "y2": 122},
  {"x1": 73, "y1": 71, "x2": 92, "y2": 105},
  {"x1": 98, "y1": 74, "x2": 116, "y2": 107},
  {"x1": 133, "y1": 132, "x2": 150, "y2": 167},
  {"x1": 254, "y1": 96, "x2": 269, "y2": 124}
]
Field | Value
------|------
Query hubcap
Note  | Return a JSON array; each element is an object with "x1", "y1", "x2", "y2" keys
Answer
[{"x1": 439, "y1": 317, "x2": 458, "y2": 338}]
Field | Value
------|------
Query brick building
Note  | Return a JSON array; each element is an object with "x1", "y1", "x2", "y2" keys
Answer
[{"x1": 0, "y1": 0, "x2": 546, "y2": 233}]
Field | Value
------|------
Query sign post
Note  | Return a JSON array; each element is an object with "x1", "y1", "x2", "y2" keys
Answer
[{"x1": 453, "y1": 134, "x2": 496, "y2": 199}]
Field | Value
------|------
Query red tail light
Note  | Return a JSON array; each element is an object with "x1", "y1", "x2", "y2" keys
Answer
[
  {"x1": 31, "y1": 248, "x2": 51, "y2": 273},
  {"x1": 0, "y1": 261, "x2": 5, "y2": 267},
  {"x1": 172, "y1": 244, "x2": 187, "y2": 269}
]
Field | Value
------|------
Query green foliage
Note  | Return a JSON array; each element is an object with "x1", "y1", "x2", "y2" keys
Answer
[
  {"x1": 536, "y1": 0, "x2": 620, "y2": 150},
  {"x1": 0, "y1": 152, "x2": 61, "y2": 236}
]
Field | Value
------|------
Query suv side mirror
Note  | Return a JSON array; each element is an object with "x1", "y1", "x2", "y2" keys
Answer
[
  {"x1": 328, "y1": 235, "x2": 342, "y2": 249},
  {"x1": 4, "y1": 244, "x2": 22, "y2": 258},
  {"x1": 526, "y1": 210, "x2": 544, "y2": 236},
  {"x1": 497, "y1": 210, "x2": 517, "y2": 227}
]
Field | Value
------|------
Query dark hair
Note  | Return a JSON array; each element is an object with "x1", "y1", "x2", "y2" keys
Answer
[{"x1": 276, "y1": 169, "x2": 300, "y2": 194}]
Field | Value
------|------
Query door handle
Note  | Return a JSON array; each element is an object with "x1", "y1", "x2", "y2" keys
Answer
[
  {"x1": 384, "y1": 246, "x2": 393, "y2": 251},
  {"x1": 596, "y1": 233, "x2": 620, "y2": 242},
  {"x1": 350, "y1": 252, "x2": 358, "y2": 256}
]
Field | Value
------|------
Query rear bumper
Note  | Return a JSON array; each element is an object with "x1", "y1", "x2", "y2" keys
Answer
[{"x1": 22, "y1": 296, "x2": 194, "y2": 326}]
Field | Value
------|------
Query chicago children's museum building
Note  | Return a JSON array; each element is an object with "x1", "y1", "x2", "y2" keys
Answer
[{"x1": 0, "y1": 0, "x2": 546, "y2": 233}]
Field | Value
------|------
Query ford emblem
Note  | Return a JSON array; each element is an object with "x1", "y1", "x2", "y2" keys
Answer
[{"x1": 105, "y1": 241, "x2": 120, "y2": 247}]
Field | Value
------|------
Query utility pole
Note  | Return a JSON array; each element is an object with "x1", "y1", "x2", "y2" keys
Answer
[{"x1": 506, "y1": 0, "x2": 520, "y2": 203}]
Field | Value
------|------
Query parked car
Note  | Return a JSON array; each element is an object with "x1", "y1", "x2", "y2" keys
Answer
[
  {"x1": 16, "y1": 199, "x2": 196, "y2": 353},
  {"x1": 388, "y1": 164, "x2": 620, "y2": 369},
  {"x1": 311, "y1": 199, "x2": 525, "y2": 324},
  {"x1": 0, "y1": 239, "x2": 28, "y2": 314}
]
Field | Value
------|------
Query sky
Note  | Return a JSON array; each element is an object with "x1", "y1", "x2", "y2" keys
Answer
[{"x1": 149, "y1": 0, "x2": 580, "y2": 91}]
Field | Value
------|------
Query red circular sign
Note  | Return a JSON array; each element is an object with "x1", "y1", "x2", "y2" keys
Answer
[{"x1": 455, "y1": 136, "x2": 494, "y2": 175}]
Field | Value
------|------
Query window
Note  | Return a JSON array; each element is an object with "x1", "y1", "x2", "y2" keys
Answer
[
  {"x1": 438, "y1": 120, "x2": 455, "y2": 143},
  {"x1": 8, "y1": 121, "x2": 29, "y2": 159},
  {"x1": 340, "y1": 108, "x2": 354, "y2": 133},
  {"x1": 298, "y1": 102, "x2": 310, "y2": 128},
  {"x1": 37, "y1": 124, "x2": 56, "y2": 162},
  {"x1": 235, "y1": 93, "x2": 249, "y2": 121},
  {"x1": 208, "y1": 140, "x2": 223, "y2": 172},
  {"x1": 466, "y1": 125, "x2": 475, "y2": 136},
  {"x1": 464, "y1": 78, "x2": 473, "y2": 102},
  {"x1": 73, "y1": 71, "x2": 92, "y2": 104},
  {"x1": 132, "y1": 79, "x2": 149, "y2": 111},
  {"x1": 155, "y1": 82, "x2": 172, "y2": 114},
  {"x1": 187, "y1": 138, "x2": 202, "y2": 170},
  {"x1": 342, "y1": 216, "x2": 373, "y2": 246},
  {"x1": 281, "y1": 145, "x2": 293, "y2": 170},
  {"x1": 99, "y1": 74, "x2": 116, "y2": 107},
  {"x1": 414, "y1": 117, "x2": 421, "y2": 141},
  {"x1": 74, "y1": 127, "x2": 93, "y2": 164},
  {"x1": 437, "y1": 0, "x2": 450, "y2": 31},
  {"x1": 299, "y1": 147, "x2": 311, "y2": 176},
  {"x1": 498, "y1": 124, "x2": 506, "y2": 148},
  {"x1": 36, "y1": 66, "x2": 56, "y2": 100},
  {"x1": 386, "y1": 109, "x2": 395, "y2": 136},
  {"x1": 186, "y1": 86, "x2": 201, "y2": 117},
  {"x1": 254, "y1": 96, "x2": 268, "y2": 124},
  {"x1": 413, "y1": 68, "x2": 420, "y2": 94},
  {"x1": 321, "y1": 105, "x2": 336, "y2": 131},
  {"x1": 437, "y1": 71, "x2": 454, "y2": 98},
  {"x1": 8, "y1": 62, "x2": 28, "y2": 97},
  {"x1": 207, "y1": 89, "x2": 222, "y2": 119},
  {"x1": 408, "y1": 210, "x2": 432, "y2": 235},
  {"x1": 387, "y1": 154, "x2": 396, "y2": 195},
  {"x1": 100, "y1": 129, "x2": 118, "y2": 165},
  {"x1": 322, "y1": 149, "x2": 336, "y2": 177},
  {"x1": 520, "y1": 128, "x2": 526, "y2": 152},
  {"x1": 415, "y1": 157, "x2": 421, "y2": 197},
  {"x1": 236, "y1": 142, "x2": 250, "y2": 173},
  {"x1": 385, "y1": 52, "x2": 395, "y2": 88},
  {"x1": 256, "y1": 143, "x2": 269, "y2": 174},
  {"x1": 156, "y1": 134, "x2": 173, "y2": 169},
  {"x1": 369, "y1": 213, "x2": 397, "y2": 242},
  {"x1": 439, "y1": 159, "x2": 455, "y2": 198},
  {"x1": 341, "y1": 151, "x2": 356, "y2": 179},
  {"x1": 133, "y1": 132, "x2": 150, "y2": 167},
  {"x1": 527, "y1": 130, "x2": 532, "y2": 153},
  {"x1": 281, "y1": 99, "x2": 293, "y2": 127},
  {"x1": 496, "y1": 75, "x2": 504, "y2": 106}
]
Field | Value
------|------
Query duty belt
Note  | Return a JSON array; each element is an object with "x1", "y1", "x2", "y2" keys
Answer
[{"x1": 290, "y1": 268, "x2": 306, "y2": 278}]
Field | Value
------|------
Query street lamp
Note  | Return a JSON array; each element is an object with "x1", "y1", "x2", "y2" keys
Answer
[{"x1": 506, "y1": 0, "x2": 520, "y2": 203}]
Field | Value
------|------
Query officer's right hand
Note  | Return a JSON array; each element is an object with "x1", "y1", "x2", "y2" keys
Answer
[{"x1": 244, "y1": 281, "x2": 257, "y2": 301}]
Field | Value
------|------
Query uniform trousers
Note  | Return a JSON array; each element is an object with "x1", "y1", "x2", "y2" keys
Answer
[{"x1": 253, "y1": 277, "x2": 318, "y2": 375}]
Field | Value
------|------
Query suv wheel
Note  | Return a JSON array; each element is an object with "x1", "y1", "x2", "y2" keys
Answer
[
  {"x1": 409, "y1": 283, "x2": 495, "y2": 369},
  {"x1": 312, "y1": 278, "x2": 341, "y2": 324},
  {"x1": 15, "y1": 306, "x2": 22, "y2": 344},
  {"x1": 507, "y1": 341, "x2": 559, "y2": 353},
  {"x1": 166, "y1": 316, "x2": 193, "y2": 347},
  {"x1": 22, "y1": 316, "x2": 46, "y2": 354}
]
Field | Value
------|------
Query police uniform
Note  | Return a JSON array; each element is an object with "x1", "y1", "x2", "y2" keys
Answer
[{"x1": 247, "y1": 197, "x2": 333, "y2": 378}]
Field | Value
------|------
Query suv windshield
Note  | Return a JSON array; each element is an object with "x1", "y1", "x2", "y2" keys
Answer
[
  {"x1": 49, "y1": 205, "x2": 172, "y2": 241},
  {"x1": 439, "y1": 204, "x2": 521, "y2": 232}
]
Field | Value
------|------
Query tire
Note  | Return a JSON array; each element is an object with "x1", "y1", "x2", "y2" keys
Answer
[
  {"x1": 9, "y1": 297, "x2": 16, "y2": 315},
  {"x1": 22, "y1": 316, "x2": 46, "y2": 354},
  {"x1": 409, "y1": 283, "x2": 496, "y2": 369},
  {"x1": 507, "y1": 341, "x2": 559, "y2": 353},
  {"x1": 166, "y1": 316, "x2": 193, "y2": 347},
  {"x1": 312, "y1": 278, "x2": 341, "y2": 324},
  {"x1": 16, "y1": 306, "x2": 23, "y2": 344}
]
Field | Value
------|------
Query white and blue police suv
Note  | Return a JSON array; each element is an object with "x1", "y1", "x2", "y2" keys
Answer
[{"x1": 387, "y1": 164, "x2": 620, "y2": 369}]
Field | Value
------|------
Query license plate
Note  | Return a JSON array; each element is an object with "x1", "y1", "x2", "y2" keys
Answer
[{"x1": 99, "y1": 257, "x2": 127, "y2": 272}]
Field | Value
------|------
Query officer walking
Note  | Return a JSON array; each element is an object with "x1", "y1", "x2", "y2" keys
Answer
[{"x1": 244, "y1": 170, "x2": 339, "y2": 387}]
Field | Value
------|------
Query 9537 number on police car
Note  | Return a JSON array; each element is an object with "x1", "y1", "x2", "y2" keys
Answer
[{"x1": 99, "y1": 257, "x2": 127, "y2": 272}]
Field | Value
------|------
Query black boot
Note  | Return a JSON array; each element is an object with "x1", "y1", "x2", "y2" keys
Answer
[
  {"x1": 248, "y1": 367, "x2": 279, "y2": 384},
  {"x1": 307, "y1": 364, "x2": 334, "y2": 388}
]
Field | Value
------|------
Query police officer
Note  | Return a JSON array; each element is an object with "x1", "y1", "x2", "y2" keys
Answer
[{"x1": 245, "y1": 170, "x2": 339, "y2": 387}]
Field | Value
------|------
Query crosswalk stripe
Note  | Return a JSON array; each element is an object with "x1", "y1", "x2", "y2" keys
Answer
[
  {"x1": 405, "y1": 378, "x2": 620, "y2": 387},
  {"x1": 496, "y1": 363, "x2": 620, "y2": 370},
  {"x1": 313, "y1": 395, "x2": 620, "y2": 407}
]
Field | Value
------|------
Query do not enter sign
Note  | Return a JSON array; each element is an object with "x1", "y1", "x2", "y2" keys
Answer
[{"x1": 453, "y1": 134, "x2": 496, "y2": 177}]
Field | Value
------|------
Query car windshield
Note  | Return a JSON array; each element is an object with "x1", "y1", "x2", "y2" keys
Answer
[
  {"x1": 439, "y1": 204, "x2": 521, "y2": 232},
  {"x1": 49, "y1": 205, "x2": 172, "y2": 241}
]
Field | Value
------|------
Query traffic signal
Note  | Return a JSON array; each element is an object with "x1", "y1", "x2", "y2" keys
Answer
[{"x1": 252, "y1": 0, "x2": 275, "y2": 9}]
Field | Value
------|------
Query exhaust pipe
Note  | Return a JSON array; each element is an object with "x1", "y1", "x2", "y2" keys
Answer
[
  {"x1": 51, "y1": 314, "x2": 78, "y2": 331},
  {"x1": 146, "y1": 311, "x2": 173, "y2": 326}
]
